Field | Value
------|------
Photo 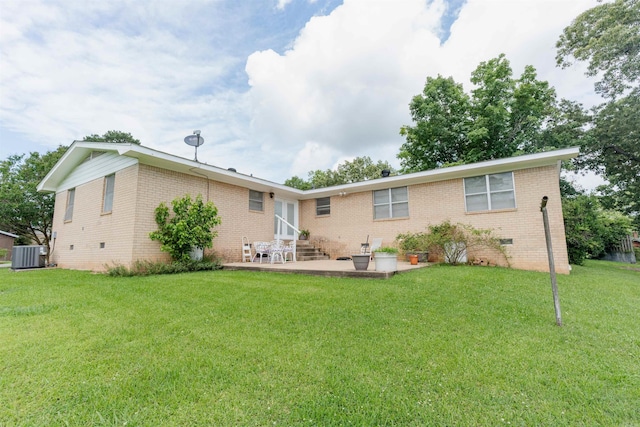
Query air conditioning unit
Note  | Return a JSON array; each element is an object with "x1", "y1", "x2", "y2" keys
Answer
[{"x1": 11, "y1": 245, "x2": 45, "y2": 269}]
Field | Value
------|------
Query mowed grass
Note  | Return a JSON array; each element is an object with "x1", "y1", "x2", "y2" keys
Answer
[{"x1": 1, "y1": 261, "x2": 638, "y2": 426}]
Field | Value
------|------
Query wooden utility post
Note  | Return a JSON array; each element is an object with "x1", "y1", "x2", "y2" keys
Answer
[{"x1": 540, "y1": 196, "x2": 562, "y2": 326}]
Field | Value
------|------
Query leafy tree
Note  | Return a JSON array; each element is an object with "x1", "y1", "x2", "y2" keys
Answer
[
  {"x1": 539, "y1": 99, "x2": 593, "y2": 152},
  {"x1": 149, "y1": 194, "x2": 221, "y2": 262},
  {"x1": 466, "y1": 54, "x2": 516, "y2": 162},
  {"x1": 0, "y1": 146, "x2": 68, "y2": 262},
  {"x1": 556, "y1": 1, "x2": 640, "y2": 228},
  {"x1": 587, "y1": 91, "x2": 640, "y2": 226},
  {"x1": 83, "y1": 130, "x2": 141, "y2": 144},
  {"x1": 283, "y1": 176, "x2": 312, "y2": 190},
  {"x1": 307, "y1": 168, "x2": 344, "y2": 189},
  {"x1": 559, "y1": 176, "x2": 585, "y2": 199},
  {"x1": 334, "y1": 156, "x2": 395, "y2": 184},
  {"x1": 556, "y1": 0, "x2": 640, "y2": 99},
  {"x1": 284, "y1": 156, "x2": 396, "y2": 189},
  {"x1": 507, "y1": 65, "x2": 558, "y2": 153},
  {"x1": 562, "y1": 194, "x2": 633, "y2": 264},
  {"x1": 399, "y1": 76, "x2": 471, "y2": 172},
  {"x1": 399, "y1": 54, "x2": 558, "y2": 172}
]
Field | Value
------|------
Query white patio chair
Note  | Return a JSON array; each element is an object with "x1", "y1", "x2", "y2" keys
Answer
[
  {"x1": 253, "y1": 241, "x2": 271, "y2": 263},
  {"x1": 283, "y1": 240, "x2": 296, "y2": 262},
  {"x1": 365, "y1": 238, "x2": 383, "y2": 260},
  {"x1": 269, "y1": 240, "x2": 285, "y2": 264},
  {"x1": 370, "y1": 238, "x2": 383, "y2": 253},
  {"x1": 242, "y1": 237, "x2": 252, "y2": 262}
]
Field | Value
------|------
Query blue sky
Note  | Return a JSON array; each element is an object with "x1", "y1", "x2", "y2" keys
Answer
[{"x1": 1, "y1": 0, "x2": 603, "y2": 187}]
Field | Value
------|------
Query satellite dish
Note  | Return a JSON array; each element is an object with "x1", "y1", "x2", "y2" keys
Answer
[
  {"x1": 184, "y1": 134, "x2": 204, "y2": 147},
  {"x1": 184, "y1": 131, "x2": 204, "y2": 161}
]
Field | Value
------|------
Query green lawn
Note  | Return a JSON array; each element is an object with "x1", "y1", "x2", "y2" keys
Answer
[{"x1": 1, "y1": 261, "x2": 638, "y2": 426}]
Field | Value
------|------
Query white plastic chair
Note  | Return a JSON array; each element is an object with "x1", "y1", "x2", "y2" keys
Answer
[
  {"x1": 364, "y1": 238, "x2": 383, "y2": 260},
  {"x1": 269, "y1": 240, "x2": 285, "y2": 264},
  {"x1": 253, "y1": 241, "x2": 270, "y2": 263},
  {"x1": 283, "y1": 240, "x2": 296, "y2": 262},
  {"x1": 370, "y1": 238, "x2": 383, "y2": 253},
  {"x1": 242, "y1": 237, "x2": 252, "y2": 263}
]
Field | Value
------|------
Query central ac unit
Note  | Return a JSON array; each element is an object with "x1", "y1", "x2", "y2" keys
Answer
[{"x1": 11, "y1": 245, "x2": 45, "y2": 269}]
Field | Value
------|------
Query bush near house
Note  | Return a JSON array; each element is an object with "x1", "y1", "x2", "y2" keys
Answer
[
  {"x1": 105, "y1": 257, "x2": 222, "y2": 277},
  {"x1": 396, "y1": 231, "x2": 429, "y2": 254},
  {"x1": 562, "y1": 194, "x2": 633, "y2": 265},
  {"x1": 423, "y1": 220, "x2": 509, "y2": 266},
  {"x1": 149, "y1": 194, "x2": 221, "y2": 262}
]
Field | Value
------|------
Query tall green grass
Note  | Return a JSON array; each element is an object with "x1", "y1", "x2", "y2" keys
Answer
[{"x1": 1, "y1": 261, "x2": 638, "y2": 426}]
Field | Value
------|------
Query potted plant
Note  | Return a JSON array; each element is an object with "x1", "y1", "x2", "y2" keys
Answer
[
  {"x1": 373, "y1": 246, "x2": 399, "y2": 272},
  {"x1": 299, "y1": 229, "x2": 310, "y2": 240},
  {"x1": 351, "y1": 253, "x2": 370, "y2": 271}
]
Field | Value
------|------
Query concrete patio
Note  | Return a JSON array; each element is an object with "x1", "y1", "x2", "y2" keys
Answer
[{"x1": 222, "y1": 258, "x2": 429, "y2": 279}]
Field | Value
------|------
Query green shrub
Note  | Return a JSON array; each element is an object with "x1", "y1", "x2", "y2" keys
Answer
[
  {"x1": 105, "y1": 257, "x2": 222, "y2": 277},
  {"x1": 395, "y1": 231, "x2": 429, "y2": 254},
  {"x1": 149, "y1": 194, "x2": 222, "y2": 262},
  {"x1": 562, "y1": 195, "x2": 633, "y2": 265},
  {"x1": 424, "y1": 220, "x2": 509, "y2": 266},
  {"x1": 0, "y1": 248, "x2": 8, "y2": 259}
]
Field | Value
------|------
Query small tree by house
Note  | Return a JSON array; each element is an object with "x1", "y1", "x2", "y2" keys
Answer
[{"x1": 149, "y1": 194, "x2": 221, "y2": 262}]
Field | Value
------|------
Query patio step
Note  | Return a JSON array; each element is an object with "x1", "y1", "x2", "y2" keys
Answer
[{"x1": 296, "y1": 240, "x2": 330, "y2": 261}]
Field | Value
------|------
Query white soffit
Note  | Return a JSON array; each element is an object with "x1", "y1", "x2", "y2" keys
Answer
[{"x1": 38, "y1": 142, "x2": 579, "y2": 199}]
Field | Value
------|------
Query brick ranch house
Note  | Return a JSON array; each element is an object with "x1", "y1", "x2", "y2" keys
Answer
[{"x1": 38, "y1": 141, "x2": 578, "y2": 273}]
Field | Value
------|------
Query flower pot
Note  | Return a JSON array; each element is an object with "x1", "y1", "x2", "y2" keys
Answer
[
  {"x1": 374, "y1": 252, "x2": 398, "y2": 272},
  {"x1": 406, "y1": 251, "x2": 428, "y2": 263},
  {"x1": 408, "y1": 254, "x2": 418, "y2": 265},
  {"x1": 351, "y1": 254, "x2": 370, "y2": 271}
]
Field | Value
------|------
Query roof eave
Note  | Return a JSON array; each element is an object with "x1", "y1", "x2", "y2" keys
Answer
[
  {"x1": 299, "y1": 147, "x2": 580, "y2": 199},
  {"x1": 38, "y1": 143, "x2": 579, "y2": 199}
]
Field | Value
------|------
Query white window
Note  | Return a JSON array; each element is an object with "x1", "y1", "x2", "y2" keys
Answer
[
  {"x1": 64, "y1": 188, "x2": 75, "y2": 221},
  {"x1": 102, "y1": 174, "x2": 115, "y2": 213},
  {"x1": 316, "y1": 197, "x2": 330, "y2": 216},
  {"x1": 249, "y1": 190, "x2": 264, "y2": 211},
  {"x1": 373, "y1": 187, "x2": 409, "y2": 219},
  {"x1": 464, "y1": 172, "x2": 516, "y2": 212}
]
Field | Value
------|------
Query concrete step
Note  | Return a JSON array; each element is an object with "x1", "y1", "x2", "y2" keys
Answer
[
  {"x1": 295, "y1": 241, "x2": 329, "y2": 261},
  {"x1": 297, "y1": 254, "x2": 331, "y2": 261}
]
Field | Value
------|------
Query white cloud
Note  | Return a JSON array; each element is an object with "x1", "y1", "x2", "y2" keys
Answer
[
  {"x1": 0, "y1": 0, "x2": 249, "y2": 165},
  {"x1": 246, "y1": 0, "x2": 602, "y2": 181},
  {"x1": 0, "y1": 0, "x2": 604, "y2": 185},
  {"x1": 443, "y1": 0, "x2": 601, "y2": 104},
  {"x1": 277, "y1": 0, "x2": 294, "y2": 10},
  {"x1": 246, "y1": 0, "x2": 446, "y2": 176}
]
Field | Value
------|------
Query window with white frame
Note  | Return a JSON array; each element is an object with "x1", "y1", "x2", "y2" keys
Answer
[
  {"x1": 316, "y1": 197, "x2": 330, "y2": 216},
  {"x1": 373, "y1": 187, "x2": 409, "y2": 219},
  {"x1": 464, "y1": 172, "x2": 516, "y2": 212},
  {"x1": 102, "y1": 174, "x2": 115, "y2": 213},
  {"x1": 64, "y1": 188, "x2": 75, "y2": 221},
  {"x1": 249, "y1": 190, "x2": 264, "y2": 211}
]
